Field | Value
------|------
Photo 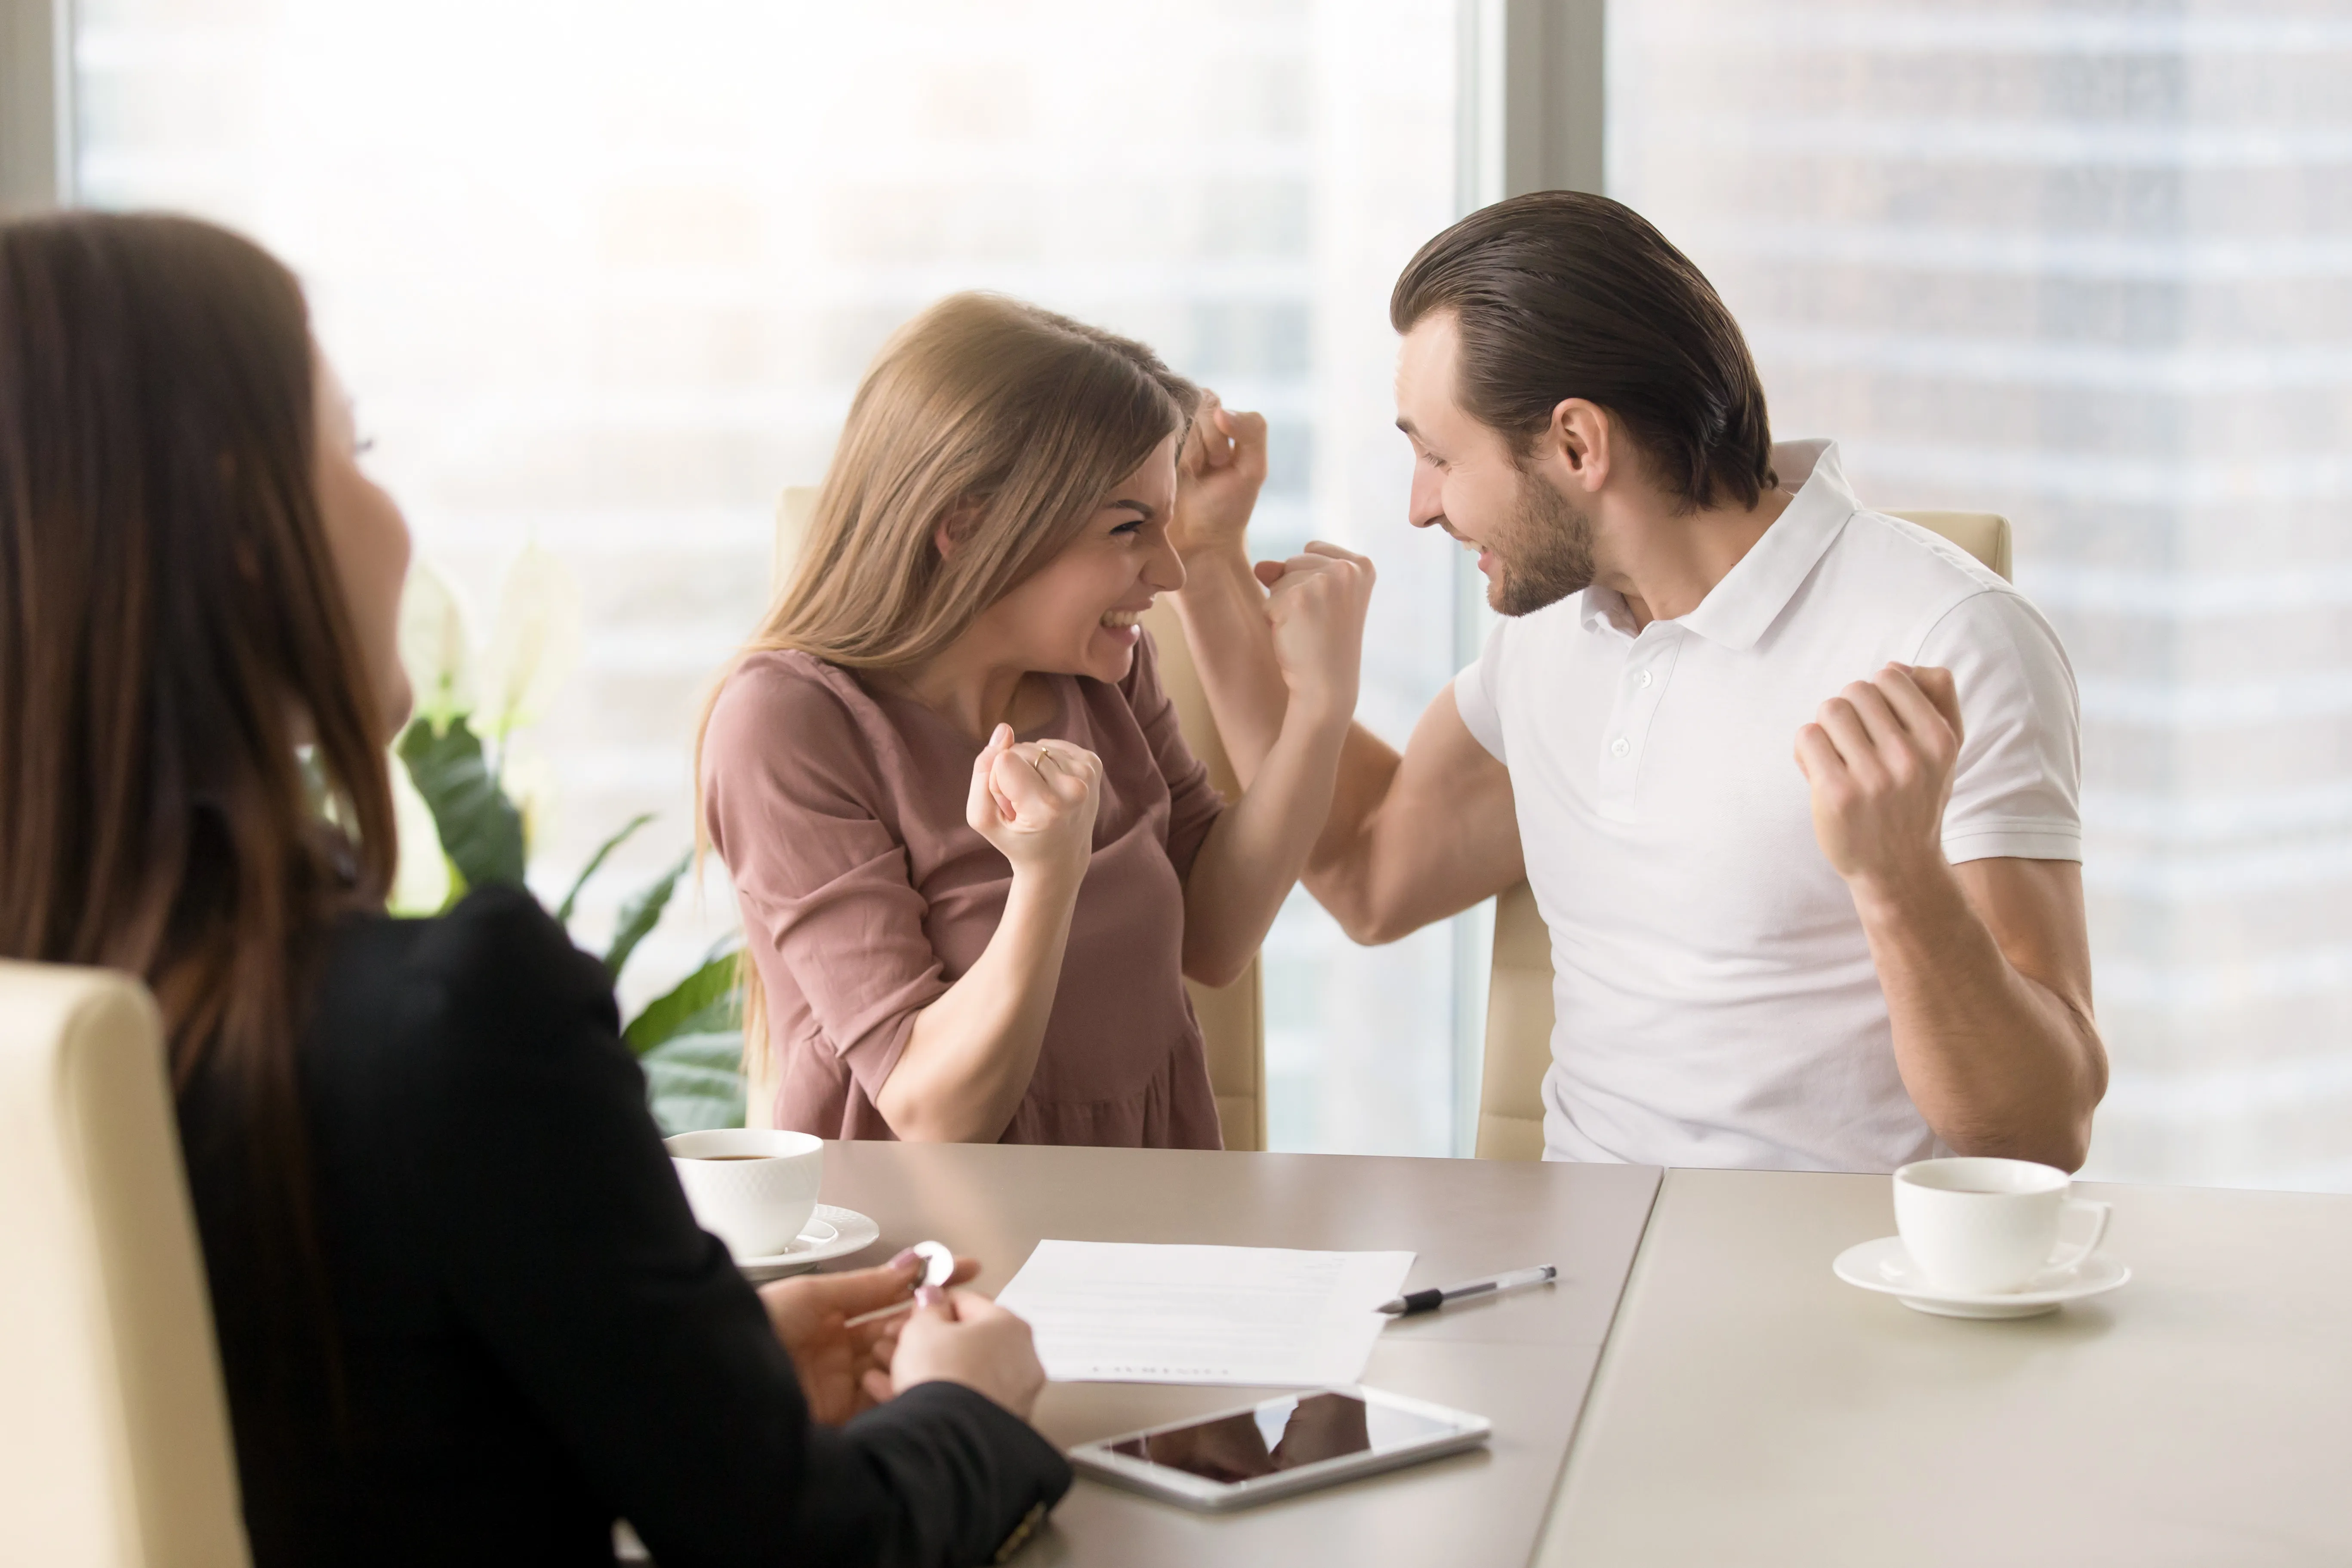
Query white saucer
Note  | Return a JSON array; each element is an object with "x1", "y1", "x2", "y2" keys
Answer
[
  {"x1": 1832, "y1": 1236, "x2": 2131, "y2": 1319},
  {"x1": 733, "y1": 1204, "x2": 883, "y2": 1282}
]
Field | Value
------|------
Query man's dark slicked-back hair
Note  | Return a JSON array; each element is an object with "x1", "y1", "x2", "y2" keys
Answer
[{"x1": 1391, "y1": 190, "x2": 1775, "y2": 514}]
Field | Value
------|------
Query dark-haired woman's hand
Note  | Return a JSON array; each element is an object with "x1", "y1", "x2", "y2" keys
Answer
[
  {"x1": 757, "y1": 1250, "x2": 980, "y2": 1424},
  {"x1": 1172, "y1": 391, "x2": 1268, "y2": 563},
  {"x1": 889, "y1": 1288, "x2": 1050, "y2": 1420}
]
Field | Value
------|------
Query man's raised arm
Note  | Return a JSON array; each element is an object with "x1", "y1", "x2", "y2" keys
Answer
[
  {"x1": 1169, "y1": 398, "x2": 1523, "y2": 945},
  {"x1": 1798, "y1": 663, "x2": 2108, "y2": 1169}
]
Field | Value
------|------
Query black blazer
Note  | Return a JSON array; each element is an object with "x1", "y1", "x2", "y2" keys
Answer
[{"x1": 177, "y1": 884, "x2": 1069, "y2": 1567}]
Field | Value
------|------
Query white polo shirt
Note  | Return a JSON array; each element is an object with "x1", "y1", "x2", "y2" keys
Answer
[{"x1": 1454, "y1": 440, "x2": 2081, "y2": 1172}]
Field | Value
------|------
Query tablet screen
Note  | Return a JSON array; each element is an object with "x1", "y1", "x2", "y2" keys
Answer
[{"x1": 1107, "y1": 1392, "x2": 1456, "y2": 1484}]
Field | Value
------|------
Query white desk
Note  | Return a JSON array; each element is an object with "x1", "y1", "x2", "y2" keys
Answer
[
  {"x1": 809, "y1": 1150, "x2": 2352, "y2": 1565},
  {"x1": 1537, "y1": 1168, "x2": 2352, "y2": 1568}
]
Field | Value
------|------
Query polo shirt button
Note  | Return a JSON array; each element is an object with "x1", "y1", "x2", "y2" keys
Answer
[
  {"x1": 1610, "y1": 736, "x2": 1631, "y2": 758},
  {"x1": 1635, "y1": 669, "x2": 1653, "y2": 688}
]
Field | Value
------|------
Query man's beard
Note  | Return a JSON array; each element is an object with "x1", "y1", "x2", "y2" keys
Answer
[{"x1": 1486, "y1": 467, "x2": 1596, "y2": 616}]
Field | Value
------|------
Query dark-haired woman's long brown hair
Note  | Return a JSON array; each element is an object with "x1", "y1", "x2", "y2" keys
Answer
[{"x1": 0, "y1": 212, "x2": 397, "y2": 1343}]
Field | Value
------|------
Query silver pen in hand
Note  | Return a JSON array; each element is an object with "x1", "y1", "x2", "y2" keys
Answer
[
  {"x1": 842, "y1": 1239, "x2": 957, "y2": 1328},
  {"x1": 1378, "y1": 1264, "x2": 1557, "y2": 1316}
]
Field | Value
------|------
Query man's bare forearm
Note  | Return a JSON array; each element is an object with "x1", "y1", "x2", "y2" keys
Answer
[
  {"x1": 1856, "y1": 863, "x2": 2106, "y2": 1170},
  {"x1": 1296, "y1": 728, "x2": 1408, "y2": 936},
  {"x1": 1173, "y1": 545, "x2": 1398, "y2": 936},
  {"x1": 1172, "y1": 544, "x2": 1522, "y2": 945}
]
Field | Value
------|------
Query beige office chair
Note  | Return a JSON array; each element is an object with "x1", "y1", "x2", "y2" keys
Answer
[
  {"x1": 0, "y1": 961, "x2": 252, "y2": 1566},
  {"x1": 747, "y1": 487, "x2": 1269, "y2": 1149},
  {"x1": 1141, "y1": 597, "x2": 1269, "y2": 1151},
  {"x1": 1473, "y1": 510, "x2": 2015, "y2": 1160},
  {"x1": 738, "y1": 488, "x2": 819, "y2": 1134}
]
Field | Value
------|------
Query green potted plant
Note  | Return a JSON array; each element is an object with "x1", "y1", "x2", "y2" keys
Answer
[{"x1": 391, "y1": 547, "x2": 746, "y2": 1135}]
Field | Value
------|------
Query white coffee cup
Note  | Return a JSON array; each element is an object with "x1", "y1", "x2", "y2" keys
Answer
[
  {"x1": 665, "y1": 1128, "x2": 823, "y2": 1260},
  {"x1": 1892, "y1": 1156, "x2": 2111, "y2": 1295}
]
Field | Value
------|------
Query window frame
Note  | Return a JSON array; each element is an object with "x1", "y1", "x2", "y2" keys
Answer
[
  {"x1": 0, "y1": 0, "x2": 72, "y2": 215},
  {"x1": 1444, "y1": 0, "x2": 1604, "y2": 1155}
]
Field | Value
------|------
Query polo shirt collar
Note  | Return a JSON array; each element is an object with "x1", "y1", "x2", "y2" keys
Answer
[{"x1": 1670, "y1": 438, "x2": 1858, "y2": 651}]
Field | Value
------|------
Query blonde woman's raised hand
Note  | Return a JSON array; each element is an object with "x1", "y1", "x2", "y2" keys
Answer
[
  {"x1": 965, "y1": 724, "x2": 1102, "y2": 883},
  {"x1": 1171, "y1": 391, "x2": 1268, "y2": 562},
  {"x1": 1255, "y1": 542, "x2": 1375, "y2": 727}
]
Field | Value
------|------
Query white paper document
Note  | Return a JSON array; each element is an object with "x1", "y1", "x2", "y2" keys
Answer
[{"x1": 993, "y1": 1240, "x2": 1416, "y2": 1386}]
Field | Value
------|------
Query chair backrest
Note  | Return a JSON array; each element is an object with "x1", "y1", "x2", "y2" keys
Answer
[
  {"x1": 1473, "y1": 509, "x2": 2014, "y2": 1159},
  {"x1": 0, "y1": 961, "x2": 252, "y2": 1566},
  {"x1": 1140, "y1": 598, "x2": 1268, "y2": 1152},
  {"x1": 772, "y1": 484, "x2": 820, "y2": 601},
  {"x1": 750, "y1": 487, "x2": 1269, "y2": 1149},
  {"x1": 744, "y1": 487, "x2": 820, "y2": 1131},
  {"x1": 1889, "y1": 510, "x2": 2012, "y2": 581}
]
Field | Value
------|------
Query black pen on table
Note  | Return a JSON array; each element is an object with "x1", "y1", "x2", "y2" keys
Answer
[{"x1": 1378, "y1": 1264, "x2": 1557, "y2": 1316}]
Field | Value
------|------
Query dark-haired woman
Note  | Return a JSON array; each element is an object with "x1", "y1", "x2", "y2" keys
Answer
[{"x1": 0, "y1": 211, "x2": 1067, "y2": 1566}]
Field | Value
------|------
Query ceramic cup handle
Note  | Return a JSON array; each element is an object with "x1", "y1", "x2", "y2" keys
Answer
[{"x1": 2048, "y1": 1198, "x2": 2112, "y2": 1272}]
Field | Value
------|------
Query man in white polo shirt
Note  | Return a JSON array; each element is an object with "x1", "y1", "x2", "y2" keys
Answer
[{"x1": 1171, "y1": 191, "x2": 2105, "y2": 1173}]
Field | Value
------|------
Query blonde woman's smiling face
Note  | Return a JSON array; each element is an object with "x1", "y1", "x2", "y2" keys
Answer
[{"x1": 966, "y1": 433, "x2": 1186, "y2": 684}]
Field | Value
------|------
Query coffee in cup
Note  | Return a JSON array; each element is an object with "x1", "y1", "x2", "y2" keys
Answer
[
  {"x1": 1892, "y1": 1156, "x2": 2110, "y2": 1295},
  {"x1": 664, "y1": 1128, "x2": 823, "y2": 1259}
]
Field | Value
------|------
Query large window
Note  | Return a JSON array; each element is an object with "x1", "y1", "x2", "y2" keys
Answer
[
  {"x1": 78, "y1": 0, "x2": 2334, "y2": 1184},
  {"x1": 74, "y1": 0, "x2": 1467, "y2": 1153},
  {"x1": 1614, "y1": 0, "x2": 2352, "y2": 1189}
]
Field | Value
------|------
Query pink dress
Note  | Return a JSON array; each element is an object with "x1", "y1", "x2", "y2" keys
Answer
[{"x1": 700, "y1": 632, "x2": 1227, "y2": 1148}]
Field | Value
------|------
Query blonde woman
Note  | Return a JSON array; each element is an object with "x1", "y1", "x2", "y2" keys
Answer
[{"x1": 700, "y1": 294, "x2": 1372, "y2": 1146}]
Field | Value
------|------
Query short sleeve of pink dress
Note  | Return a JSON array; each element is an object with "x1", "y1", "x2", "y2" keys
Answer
[{"x1": 700, "y1": 631, "x2": 1228, "y2": 1149}]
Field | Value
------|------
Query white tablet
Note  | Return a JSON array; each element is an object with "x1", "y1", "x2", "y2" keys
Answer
[{"x1": 1068, "y1": 1386, "x2": 1491, "y2": 1512}]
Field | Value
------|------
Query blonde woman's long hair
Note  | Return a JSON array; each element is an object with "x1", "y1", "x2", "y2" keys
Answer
[{"x1": 699, "y1": 292, "x2": 1200, "y2": 1089}]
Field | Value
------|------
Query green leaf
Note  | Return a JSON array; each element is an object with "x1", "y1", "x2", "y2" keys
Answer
[
  {"x1": 623, "y1": 951, "x2": 743, "y2": 1056},
  {"x1": 642, "y1": 1031, "x2": 747, "y2": 1136},
  {"x1": 556, "y1": 810, "x2": 655, "y2": 926},
  {"x1": 643, "y1": 1031, "x2": 746, "y2": 1075},
  {"x1": 396, "y1": 715, "x2": 526, "y2": 892},
  {"x1": 605, "y1": 850, "x2": 691, "y2": 980}
]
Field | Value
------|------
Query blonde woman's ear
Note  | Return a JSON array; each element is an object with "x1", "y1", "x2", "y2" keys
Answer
[{"x1": 931, "y1": 502, "x2": 984, "y2": 561}]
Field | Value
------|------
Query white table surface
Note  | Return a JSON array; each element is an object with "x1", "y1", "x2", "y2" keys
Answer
[{"x1": 1535, "y1": 1168, "x2": 2352, "y2": 1568}]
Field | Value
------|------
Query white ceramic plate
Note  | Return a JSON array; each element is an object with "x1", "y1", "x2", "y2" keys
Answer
[
  {"x1": 1832, "y1": 1235, "x2": 2131, "y2": 1319},
  {"x1": 733, "y1": 1204, "x2": 883, "y2": 1282}
]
